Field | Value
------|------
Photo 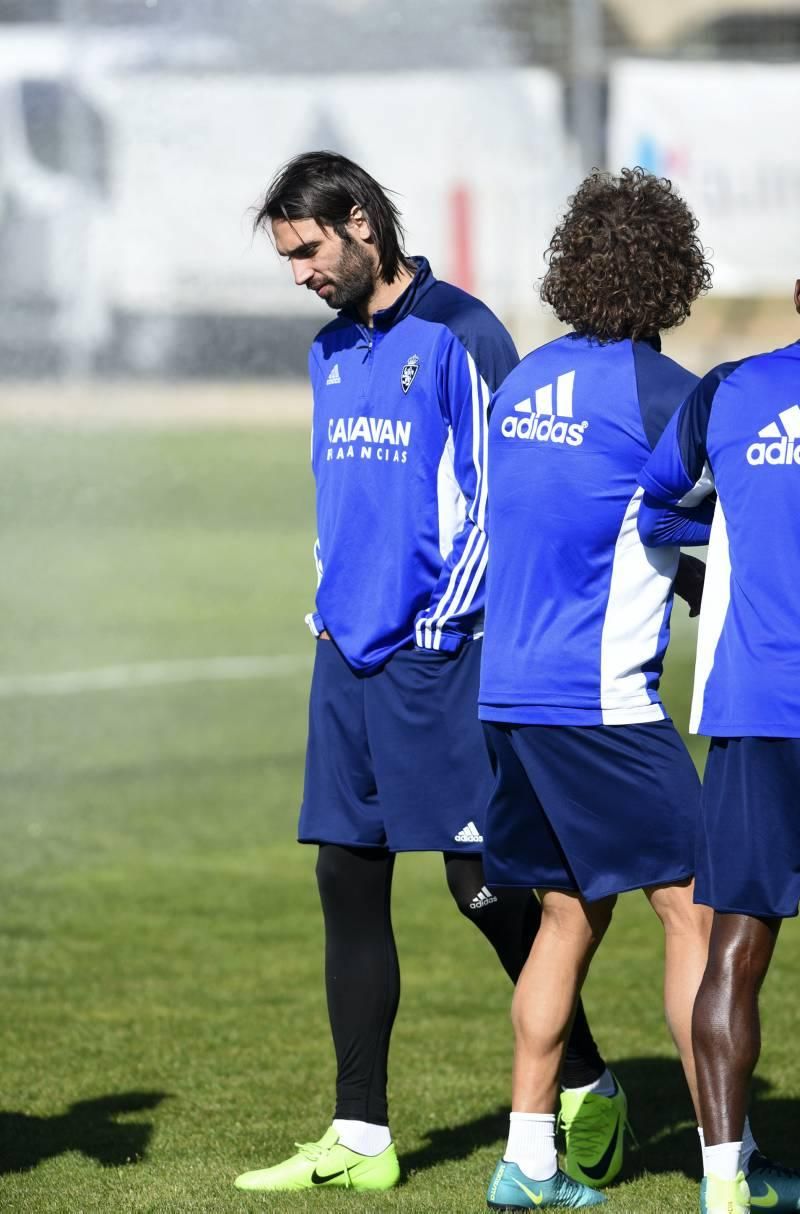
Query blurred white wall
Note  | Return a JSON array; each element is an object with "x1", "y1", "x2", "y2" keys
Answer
[
  {"x1": 1, "y1": 3, "x2": 799, "y2": 379},
  {"x1": 609, "y1": 60, "x2": 800, "y2": 295},
  {"x1": 103, "y1": 68, "x2": 574, "y2": 326}
]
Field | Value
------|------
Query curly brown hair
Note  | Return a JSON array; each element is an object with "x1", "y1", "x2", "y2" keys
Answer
[{"x1": 540, "y1": 167, "x2": 712, "y2": 342}]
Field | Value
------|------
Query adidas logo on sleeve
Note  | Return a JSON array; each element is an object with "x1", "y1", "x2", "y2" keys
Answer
[
  {"x1": 500, "y1": 370, "x2": 589, "y2": 446},
  {"x1": 747, "y1": 404, "x2": 800, "y2": 465},
  {"x1": 454, "y1": 820, "x2": 484, "y2": 843}
]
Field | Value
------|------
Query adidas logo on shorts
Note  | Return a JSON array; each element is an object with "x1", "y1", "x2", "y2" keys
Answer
[
  {"x1": 469, "y1": 885, "x2": 498, "y2": 910},
  {"x1": 747, "y1": 404, "x2": 800, "y2": 465},
  {"x1": 454, "y1": 820, "x2": 483, "y2": 843}
]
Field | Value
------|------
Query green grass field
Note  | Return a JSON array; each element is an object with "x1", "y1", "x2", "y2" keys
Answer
[{"x1": 1, "y1": 419, "x2": 798, "y2": 1214}]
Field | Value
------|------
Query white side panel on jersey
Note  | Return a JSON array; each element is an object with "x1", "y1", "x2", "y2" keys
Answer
[
  {"x1": 435, "y1": 427, "x2": 466, "y2": 561},
  {"x1": 599, "y1": 487, "x2": 678, "y2": 724},
  {"x1": 689, "y1": 502, "x2": 731, "y2": 734},
  {"x1": 678, "y1": 461, "x2": 715, "y2": 507}
]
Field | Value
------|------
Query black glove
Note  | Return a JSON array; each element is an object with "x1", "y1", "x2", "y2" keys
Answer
[{"x1": 674, "y1": 553, "x2": 706, "y2": 618}]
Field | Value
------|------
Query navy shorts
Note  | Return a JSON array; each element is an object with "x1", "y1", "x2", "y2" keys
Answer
[
  {"x1": 298, "y1": 637, "x2": 494, "y2": 852},
  {"x1": 695, "y1": 737, "x2": 800, "y2": 919},
  {"x1": 482, "y1": 720, "x2": 699, "y2": 901}
]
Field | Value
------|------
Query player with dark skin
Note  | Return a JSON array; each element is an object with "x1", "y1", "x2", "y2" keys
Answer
[
  {"x1": 692, "y1": 914, "x2": 781, "y2": 1146},
  {"x1": 642, "y1": 272, "x2": 800, "y2": 1211},
  {"x1": 690, "y1": 277, "x2": 800, "y2": 1154}
]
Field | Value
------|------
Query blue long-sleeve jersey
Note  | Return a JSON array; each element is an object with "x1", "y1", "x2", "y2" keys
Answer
[
  {"x1": 640, "y1": 339, "x2": 800, "y2": 737},
  {"x1": 306, "y1": 257, "x2": 518, "y2": 672},
  {"x1": 479, "y1": 333, "x2": 700, "y2": 725}
]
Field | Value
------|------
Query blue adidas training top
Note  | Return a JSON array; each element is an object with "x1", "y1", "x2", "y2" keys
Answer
[
  {"x1": 306, "y1": 257, "x2": 518, "y2": 672},
  {"x1": 480, "y1": 332, "x2": 706, "y2": 725},
  {"x1": 640, "y1": 339, "x2": 800, "y2": 737}
]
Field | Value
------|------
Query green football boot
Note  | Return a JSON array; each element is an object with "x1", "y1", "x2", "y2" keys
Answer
[
  {"x1": 487, "y1": 1159, "x2": 607, "y2": 1209},
  {"x1": 746, "y1": 1152, "x2": 800, "y2": 1210},
  {"x1": 234, "y1": 1125, "x2": 400, "y2": 1192},
  {"x1": 559, "y1": 1074, "x2": 631, "y2": 1188},
  {"x1": 699, "y1": 1171, "x2": 750, "y2": 1214}
]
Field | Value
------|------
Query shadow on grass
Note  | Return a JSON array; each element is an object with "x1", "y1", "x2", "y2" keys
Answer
[
  {"x1": 398, "y1": 1058, "x2": 800, "y2": 1182},
  {"x1": 402, "y1": 1105, "x2": 508, "y2": 1177},
  {"x1": 603, "y1": 1057, "x2": 800, "y2": 1182},
  {"x1": 0, "y1": 1090, "x2": 168, "y2": 1175}
]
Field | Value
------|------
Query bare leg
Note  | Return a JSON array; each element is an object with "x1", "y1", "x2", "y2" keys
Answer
[
  {"x1": 645, "y1": 879, "x2": 712, "y2": 1119},
  {"x1": 511, "y1": 890, "x2": 616, "y2": 1112},
  {"x1": 692, "y1": 911, "x2": 780, "y2": 1146},
  {"x1": 443, "y1": 854, "x2": 606, "y2": 1085}
]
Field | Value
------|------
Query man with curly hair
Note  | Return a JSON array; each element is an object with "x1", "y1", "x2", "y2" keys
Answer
[{"x1": 478, "y1": 167, "x2": 718, "y2": 1210}]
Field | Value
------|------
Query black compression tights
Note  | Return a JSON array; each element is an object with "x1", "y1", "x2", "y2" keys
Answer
[{"x1": 316, "y1": 844, "x2": 605, "y2": 1124}]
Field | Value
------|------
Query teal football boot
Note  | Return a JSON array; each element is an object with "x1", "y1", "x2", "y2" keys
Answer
[
  {"x1": 747, "y1": 1152, "x2": 800, "y2": 1210},
  {"x1": 487, "y1": 1159, "x2": 607, "y2": 1209}
]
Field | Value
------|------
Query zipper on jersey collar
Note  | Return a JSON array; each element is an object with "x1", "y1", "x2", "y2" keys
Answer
[
  {"x1": 356, "y1": 323, "x2": 387, "y2": 365},
  {"x1": 355, "y1": 323, "x2": 373, "y2": 362}
]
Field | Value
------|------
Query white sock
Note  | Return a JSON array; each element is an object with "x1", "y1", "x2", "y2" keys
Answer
[
  {"x1": 740, "y1": 1116, "x2": 758, "y2": 1173},
  {"x1": 332, "y1": 1119, "x2": 391, "y2": 1156},
  {"x1": 699, "y1": 1120, "x2": 759, "y2": 1176},
  {"x1": 503, "y1": 1112, "x2": 557, "y2": 1181},
  {"x1": 562, "y1": 1067, "x2": 617, "y2": 1098},
  {"x1": 704, "y1": 1141, "x2": 743, "y2": 1182}
]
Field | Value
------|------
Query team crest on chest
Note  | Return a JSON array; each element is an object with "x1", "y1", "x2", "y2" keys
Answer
[{"x1": 400, "y1": 354, "x2": 420, "y2": 394}]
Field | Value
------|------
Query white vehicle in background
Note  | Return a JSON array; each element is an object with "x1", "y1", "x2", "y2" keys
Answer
[
  {"x1": 0, "y1": 27, "x2": 112, "y2": 371},
  {"x1": 0, "y1": 24, "x2": 235, "y2": 374},
  {"x1": 101, "y1": 67, "x2": 572, "y2": 375},
  {"x1": 0, "y1": 25, "x2": 572, "y2": 376}
]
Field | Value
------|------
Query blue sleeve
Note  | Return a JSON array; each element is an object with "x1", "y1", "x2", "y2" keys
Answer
[
  {"x1": 639, "y1": 361, "x2": 740, "y2": 505},
  {"x1": 632, "y1": 341, "x2": 699, "y2": 450},
  {"x1": 455, "y1": 318, "x2": 518, "y2": 393},
  {"x1": 414, "y1": 333, "x2": 490, "y2": 651},
  {"x1": 637, "y1": 492, "x2": 714, "y2": 548},
  {"x1": 413, "y1": 282, "x2": 519, "y2": 391}
]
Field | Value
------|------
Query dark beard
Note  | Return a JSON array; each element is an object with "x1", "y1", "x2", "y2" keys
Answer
[{"x1": 323, "y1": 236, "x2": 375, "y2": 311}]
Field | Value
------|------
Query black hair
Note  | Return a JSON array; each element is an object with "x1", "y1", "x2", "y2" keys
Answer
[{"x1": 254, "y1": 150, "x2": 410, "y2": 283}]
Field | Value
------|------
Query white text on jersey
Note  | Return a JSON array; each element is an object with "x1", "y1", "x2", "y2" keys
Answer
[
  {"x1": 747, "y1": 404, "x2": 800, "y2": 466},
  {"x1": 501, "y1": 370, "x2": 589, "y2": 446},
  {"x1": 326, "y1": 416, "x2": 412, "y2": 464}
]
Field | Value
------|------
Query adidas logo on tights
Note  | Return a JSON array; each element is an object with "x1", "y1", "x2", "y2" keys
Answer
[
  {"x1": 454, "y1": 821, "x2": 483, "y2": 843},
  {"x1": 469, "y1": 885, "x2": 498, "y2": 910}
]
